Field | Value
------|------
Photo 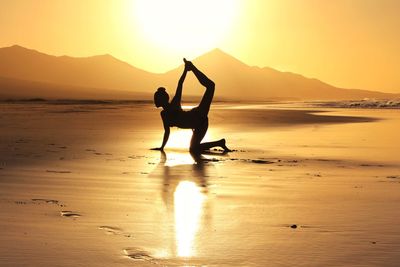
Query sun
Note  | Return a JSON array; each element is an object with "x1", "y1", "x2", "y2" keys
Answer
[{"x1": 133, "y1": 0, "x2": 240, "y2": 55}]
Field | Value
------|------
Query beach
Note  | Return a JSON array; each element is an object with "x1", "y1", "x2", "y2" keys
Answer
[{"x1": 0, "y1": 102, "x2": 399, "y2": 267}]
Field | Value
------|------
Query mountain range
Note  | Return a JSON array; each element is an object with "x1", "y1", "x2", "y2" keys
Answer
[{"x1": 0, "y1": 45, "x2": 397, "y2": 101}]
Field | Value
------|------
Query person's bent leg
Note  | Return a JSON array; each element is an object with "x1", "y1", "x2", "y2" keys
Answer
[
  {"x1": 198, "y1": 138, "x2": 232, "y2": 152},
  {"x1": 198, "y1": 85, "x2": 214, "y2": 116},
  {"x1": 191, "y1": 122, "x2": 232, "y2": 153},
  {"x1": 198, "y1": 139, "x2": 224, "y2": 151},
  {"x1": 190, "y1": 120, "x2": 208, "y2": 153},
  {"x1": 190, "y1": 64, "x2": 215, "y2": 116}
]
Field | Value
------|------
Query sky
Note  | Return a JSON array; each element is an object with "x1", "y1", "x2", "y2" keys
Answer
[{"x1": 0, "y1": 0, "x2": 399, "y2": 93}]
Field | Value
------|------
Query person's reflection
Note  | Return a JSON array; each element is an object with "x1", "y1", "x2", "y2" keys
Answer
[
  {"x1": 159, "y1": 151, "x2": 208, "y2": 199},
  {"x1": 153, "y1": 151, "x2": 212, "y2": 258}
]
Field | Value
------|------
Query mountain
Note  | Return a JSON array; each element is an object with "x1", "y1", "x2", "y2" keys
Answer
[
  {"x1": 0, "y1": 45, "x2": 398, "y2": 100},
  {"x1": 163, "y1": 49, "x2": 397, "y2": 101},
  {"x1": 0, "y1": 45, "x2": 159, "y2": 95}
]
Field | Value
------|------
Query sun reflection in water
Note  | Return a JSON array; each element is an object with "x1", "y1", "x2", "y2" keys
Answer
[
  {"x1": 174, "y1": 181, "x2": 205, "y2": 257},
  {"x1": 164, "y1": 152, "x2": 195, "y2": 167}
]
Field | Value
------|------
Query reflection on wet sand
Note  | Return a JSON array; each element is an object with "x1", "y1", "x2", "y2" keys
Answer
[
  {"x1": 2, "y1": 103, "x2": 400, "y2": 266},
  {"x1": 154, "y1": 151, "x2": 212, "y2": 258},
  {"x1": 174, "y1": 180, "x2": 205, "y2": 257}
]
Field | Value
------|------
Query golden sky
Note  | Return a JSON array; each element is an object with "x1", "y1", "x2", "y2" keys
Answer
[{"x1": 0, "y1": 0, "x2": 399, "y2": 92}]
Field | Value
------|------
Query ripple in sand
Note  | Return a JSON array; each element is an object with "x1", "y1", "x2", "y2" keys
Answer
[
  {"x1": 15, "y1": 139, "x2": 29, "y2": 144},
  {"x1": 60, "y1": 210, "x2": 81, "y2": 218},
  {"x1": 360, "y1": 163, "x2": 385, "y2": 167},
  {"x1": 46, "y1": 170, "x2": 72, "y2": 174},
  {"x1": 128, "y1": 155, "x2": 145, "y2": 160},
  {"x1": 46, "y1": 150, "x2": 59, "y2": 153},
  {"x1": 32, "y1": 198, "x2": 59, "y2": 205}
]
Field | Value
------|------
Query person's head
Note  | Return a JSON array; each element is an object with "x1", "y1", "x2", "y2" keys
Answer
[{"x1": 154, "y1": 87, "x2": 169, "y2": 108}]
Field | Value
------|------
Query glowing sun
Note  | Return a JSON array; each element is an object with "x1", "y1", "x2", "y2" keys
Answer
[{"x1": 133, "y1": 0, "x2": 239, "y2": 54}]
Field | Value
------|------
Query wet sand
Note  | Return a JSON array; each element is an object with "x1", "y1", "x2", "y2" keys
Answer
[{"x1": 0, "y1": 102, "x2": 399, "y2": 266}]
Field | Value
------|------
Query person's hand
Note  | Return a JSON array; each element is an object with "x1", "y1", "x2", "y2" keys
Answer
[
  {"x1": 184, "y1": 62, "x2": 190, "y2": 72},
  {"x1": 150, "y1": 147, "x2": 164, "y2": 151},
  {"x1": 183, "y1": 58, "x2": 194, "y2": 71}
]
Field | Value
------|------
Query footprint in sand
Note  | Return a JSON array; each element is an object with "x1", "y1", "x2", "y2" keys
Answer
[
  {"x1": 250, "y1": 159, "x2": 274, "y2": 164},
  {"x1": 60, "y1": 210, "x2": 81, "y2": 218},
  {"x1": 98, "y1": 226, "x2": 122, "y2": 235},
  {"x1": 99, "y1": 226, "x2": 132, "y2": 237},
  {"x1": 93, "y1": 152, "x2": 113, "y2": 156},
  {"x1": 123, "y1": 248, "x2": 155, "y2": 262}
]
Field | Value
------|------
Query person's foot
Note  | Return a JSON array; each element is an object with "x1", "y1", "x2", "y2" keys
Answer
[{"x1": 220, "y1": 138, "x2": 232, "y2": 152}]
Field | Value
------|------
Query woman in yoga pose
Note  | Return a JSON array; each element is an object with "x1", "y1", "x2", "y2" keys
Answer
[{"x1": 152, "y1": 58, "x2": 230, "y2": 153}]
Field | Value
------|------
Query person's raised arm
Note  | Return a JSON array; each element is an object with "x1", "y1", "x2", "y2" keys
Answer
[{"x1": 170, "y1": 61, "x2": 189, "y2": 108}]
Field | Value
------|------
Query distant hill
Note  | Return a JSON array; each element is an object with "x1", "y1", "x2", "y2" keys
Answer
[
  {"x1": 0, "y1": 45, "x2": 398, "y2": 100},
  {"x1": 163, "y1": 49, "x2": 397, "y2": 101},
  {"x1": 0, "y1": 75, "x2": 150, "y2": 100},
  {"x1": 0, "y1": 45, "x2": 159, "y2": 96}
]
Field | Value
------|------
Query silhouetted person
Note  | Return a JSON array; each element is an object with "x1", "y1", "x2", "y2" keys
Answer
[{"x1": 152, "y1": 59, "x2": 231, "y2": 153}]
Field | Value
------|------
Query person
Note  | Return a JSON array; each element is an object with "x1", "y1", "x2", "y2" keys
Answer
[{"x1": 152, "y1": 58, "x2": 231, "y2": 153}]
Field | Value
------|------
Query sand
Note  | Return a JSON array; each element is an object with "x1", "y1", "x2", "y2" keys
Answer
[{"x1": 0, "y1": 101, "x2": 399, "y2": 266}]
